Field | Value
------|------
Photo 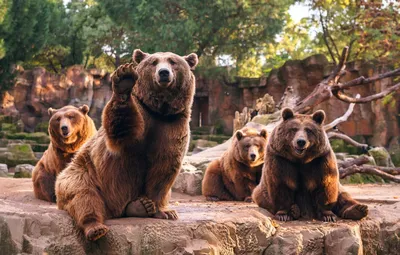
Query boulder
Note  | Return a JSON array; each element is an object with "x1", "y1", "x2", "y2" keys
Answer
[
  {"x1": 0, "y1": 164, "x2": 8, "y2": 177},
  {"x1": 13, "y1": 164, "x2": 34, "y2": 178},
  {"x1": 368, "y1": 147, "x2": 395, "y2": 167},
  {"x1": 172, "y1": 162, "x2": 203, "y2": 196},
  {"x1": 0, "y1": 143, "x2": 37, "y2": 167}
]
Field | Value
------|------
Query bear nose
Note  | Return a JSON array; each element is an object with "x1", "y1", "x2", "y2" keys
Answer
[
  {"x1": 158, "y1": 68, "x2": 170, "y2": 79},
  {"x1": 297, "y1": 139, "x2": 306, "y2": 148},
  {"x1": 250, "y1": 153, "x2": 256, "y2": 161},
  {"x1": 61, "y1": 126, "x2": 69, "y2": 134}
]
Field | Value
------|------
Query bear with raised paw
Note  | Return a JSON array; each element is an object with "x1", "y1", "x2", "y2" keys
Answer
[
  {"x1": 202, "y1": 127, "x2": 267, "y2": 202},
  {"x1": 55, "y1": 50, "x2": 198, "y2": 241},
  {"x1": 252, "y1": 108, "x2": 368, "y2": 222},
  {"x1": 32, "y1": 105, "x2": 96, "y2": 202}
]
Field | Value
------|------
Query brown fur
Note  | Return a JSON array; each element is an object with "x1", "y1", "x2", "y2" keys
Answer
[
  {"x1": 252, "y1": 108, "x2": 368, "y2": 222},
  {"x1": 55, "y1": 50, "x2": 198, "y2": 241},
  {"x1": 202, "y1": 127, "x2": 267, "y2": 202},
  {"x1": 32, "y1": 105, "x2": 96, "y2": 202}
]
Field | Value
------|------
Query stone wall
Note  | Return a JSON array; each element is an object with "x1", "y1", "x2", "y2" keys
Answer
[{"x1": 1, "y1": 55, "x2": 399, "y2": 146}]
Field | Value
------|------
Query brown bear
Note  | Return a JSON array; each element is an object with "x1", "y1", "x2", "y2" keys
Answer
[
  {"x1": 252, "y1": 108, "x2": 368, "y2": 222},
  {"x1": 32, "y1": 105, "x2": 96, "y2": 202},
  {"x1": 55, "y1": 49, "x2": 198, "y2": 241},
  {"x1": 202, "y1": 127, "x2": 267, "y2": 202}
]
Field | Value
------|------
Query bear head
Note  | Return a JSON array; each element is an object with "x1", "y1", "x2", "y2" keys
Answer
[
  {"x1": 48, "y1": 105, "x2": 90, "y2": 148},
  {"x1": 132, "y1": 49, "x2": 198, "y2": 116},
  {"x1": 233, "y1": 127, "x2": 268, "y2": 167},
  {"x1": 270, "y1": 108, "x2": 330, "y2": 163}
]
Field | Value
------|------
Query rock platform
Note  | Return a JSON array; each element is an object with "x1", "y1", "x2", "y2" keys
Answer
[{"x1": 0, "y1": 178, "x2": 399, "y2": 254}]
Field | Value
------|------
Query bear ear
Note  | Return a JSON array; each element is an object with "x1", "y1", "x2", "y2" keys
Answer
[
  {"x1": 79, "y1": 104, "x2": 89, "y2": 115},
  {"x1": 259, "y1": 129, "x2": 268, "y2": 139},
  {"x1": 184, "y1": 53, "x2": 198, "y2": 70},
  {"x1": 281, "y1": 108, "x2": 294, "y2": 121},
  {"x1": 48, "y1": 108, "x2": 57, "y2": 117},
  {"x1": 236, "y1": 130, "x2": 244, "y2": 141},
  {"x1": 312, "y1": 110, "x2": 326, "y2": 125},
  {"x1": 132, "y1": 49, "x2": 149, "y2": 64}
]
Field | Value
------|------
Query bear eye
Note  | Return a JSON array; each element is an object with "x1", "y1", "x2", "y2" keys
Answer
[
  {"x1": 68, "y1": 115, "x2": 74, "y2": 119},
  {"x1": 245, "y1": 144, "x2": 251, "y2": 149},
  {"x1": 152, "y1": 60, "x2": 158, "y2": 66},
  {"x1": 169, "y1": 59, "x2": 176, "y2": 65},
  {"x1": 305, "y1": 128, "x2": 313, "y2": 135},
  {"x1": 290, "y1": 128, "x2": 298, "y2": 132},
  {"x1": 56, "y1": 117, "x2": 61, "y2": 122}
]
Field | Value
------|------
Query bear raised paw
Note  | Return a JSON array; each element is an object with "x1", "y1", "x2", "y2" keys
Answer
[
  {"x1": 202, "y1": 127, "x2": 267, "y2": 202},
  {"x1": 252, "y1": 108, "x2": 368, "y2": 222},
  {"x1": 55, "y1": 50, "x2": 198, "y2": 241}
]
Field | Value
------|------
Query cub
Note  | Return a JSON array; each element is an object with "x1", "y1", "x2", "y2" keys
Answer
[
  {"x1": 32, "y1": 105, "x2": 96, "y2": 202},
  {"x1": 202, "y1": 127, "x2": 267, "y2": 202},
  {"x1": 252, "y1": 108, "x2": 368, "y2": 222},
  {"x1": 55, "y1": 50, "x2": 198, "y2": 241}
]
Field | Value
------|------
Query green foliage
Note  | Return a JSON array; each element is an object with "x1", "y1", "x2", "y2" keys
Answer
[
  {"x1": 97, "y1": 0, "x2": 294, "y2": 59},
  {"x1": 0, "y1": 0, "x2": 51, "y2": 92}
]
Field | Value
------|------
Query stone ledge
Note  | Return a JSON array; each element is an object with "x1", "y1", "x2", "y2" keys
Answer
[{"x1": 0, "y1": 178, "x2": 399, "y2": 254}]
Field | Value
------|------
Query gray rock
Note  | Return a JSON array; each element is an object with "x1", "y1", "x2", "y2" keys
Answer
[
  {"x1": 0, "y1": 164, "x2": 8, "y2": 177},
  {"x1": 173, "y1": 162, "x2": 203, "y2": 195},
  {"x1": 13, "y1": 164, "x2": 34, "y2": 178},
  {"x1": 368, "y1": 147, "x2": 395, "y2": 167}
]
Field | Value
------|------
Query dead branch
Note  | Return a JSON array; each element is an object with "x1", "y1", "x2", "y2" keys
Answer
[
  {"x1": 333, "y1": 82, "x2": 400, "y2": 103},
  {"x1": 324, "y1": 94, "x2": 360, "y2": 131},
  {"x1": 338, "y1": 155, "x2": 371, "y2": 169},
  {"x1": 339, "y1": 165, "x2": 400, "y2": 183},
  {"x1": 293, "y1": 46, "x2": 400, "y2": 114},
  {"x1": 372, "y1": 166, "x2": 400, "y2": 175},
  {"x1": 327, "y1": 132, "x2": 368, "y2": 150}
]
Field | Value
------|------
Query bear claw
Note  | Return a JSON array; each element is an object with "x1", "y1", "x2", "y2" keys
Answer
[
  {"x1": 139, "y1": 197, "x2": 157, "y2": 216},
  {"x1": 206, "y1": 196, "x2": 220, "y2": 202},
  {"x1": 275, "y1": 210, "x2": 293, "y2": 222},
  {"x1": 84, "y1": 223, "x2": 109, "y2": 241},
  {"x1": 111, "y1": 63, "x2": 137, "y2": 95},
  {"x1": 153, "y1": 209, "x2": 179, "y2": 220},
  {"x1": 321, "y1": 211, "x2": 336, "y2": 222}
]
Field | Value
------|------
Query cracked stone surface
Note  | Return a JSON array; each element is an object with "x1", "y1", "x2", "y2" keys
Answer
[{"x1": 0, "y1": 178, "x2": 399, "y2": 255}]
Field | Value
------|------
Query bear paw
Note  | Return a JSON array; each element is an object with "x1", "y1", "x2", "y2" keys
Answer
[
  {"x1": 153, "y1": 209, "x2": 179, "y2": 220},
  {"x1": 206, "y1": 196, "x2": 220, "y2": 202},
  {"x1": 342, "y1": 204, "x2": 368, "y2": 220},
  {"x1": 275, "y1": 210, "x2": 293, "y2": 222},
  {"x1": 290, "y1": 204, "x2": 301, "y2": 220},
  {"x1": 84, "y1": 222, "x2": 109, "y2": 241},
  {"x1": 111, "y1": 63, "x2": 138, "y2": 95},
  {"x1": 320, "y1": 210, "x2": 336, "y2": 222}
]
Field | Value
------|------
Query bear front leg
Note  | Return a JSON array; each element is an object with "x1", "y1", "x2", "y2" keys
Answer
[
  {"x1": 313, "y1": 180, "x2": 338, "y2": 222},
  {"x1": 202, "y1": 160, "x2": 235, "y2": 201},
  {"x1": 32, "y1": 164, "x2": 56, "y2": 202},
  {"x1": 103, "y1": 63, "x2": 144, "y2": 151}
]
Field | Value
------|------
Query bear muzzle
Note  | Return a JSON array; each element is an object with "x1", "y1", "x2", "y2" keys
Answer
[{"x1": 156, "y1": 67, "x2": 174, "y2": 87}]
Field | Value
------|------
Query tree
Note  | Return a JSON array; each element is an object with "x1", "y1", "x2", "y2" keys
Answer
[
  {"x1": 96, "y1": 0, "x2": 295, "y2": 59},
  {"x1": 308, "y1": 0, "x2": 400, "y2": 64},
  {"x1": 0, "y1": 0, "x2": 51, "y2": 94}
]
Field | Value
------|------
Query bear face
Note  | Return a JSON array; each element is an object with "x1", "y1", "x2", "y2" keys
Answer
[
  {"x1": 270, "y1": 108, "x2": 329, "y2": 163},
  {"x1": 132, "y1": 49, "x2": 198, "y2": 115},
  {"x1": 234, "y1": 127, "x2": 268, "y2": 167},
  {"x1": 48, "y1": 105, "x2": 90, "y2": 146}
]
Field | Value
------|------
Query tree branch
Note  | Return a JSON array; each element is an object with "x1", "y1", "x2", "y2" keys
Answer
[
  {"x1": 334, "y1": 67, "x2": 400, "y2": 90},
  {"x1": 324, "y1": 94, "x2": 360, "y2": 131},
  {"x1": 327, "y1": 131, "x2": 368, "y2": 149},
  {"x1": 339, "y1": 165, "x2": 400, "y2": 183},
  {"x1": 333, "y1": 82, "x2": 400, "y2": 103},
  {"x1": 338, "y1": 155, "x2": 371, "y2": 169}
]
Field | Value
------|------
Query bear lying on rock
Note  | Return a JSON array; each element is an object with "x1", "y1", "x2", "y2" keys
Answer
[
  {"x1": 202, "y1": 127, "x2": 267, "y2": 202},
  {"x1": 55, "y1": 50, "x2": 198, "y2": 241},
  {"x1": 252, "y1": 108, "x2": 368, "y2": 222},
  {"x1": 32, "y1": 105, "x2": 96, "y2": 202}
]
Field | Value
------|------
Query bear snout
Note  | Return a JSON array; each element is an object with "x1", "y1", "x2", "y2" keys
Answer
[
  {"x1": 156, "y1": 63, "x2": 174, "y2": 87},
  {"x1": 250, "y1": 153, "x2": 257, "y2": 161},
  {"x1": 61, "y1": 125, "x2": 69, "y2": 137},
  {"x1": 296, "y1": 139, "x2": 306, "y2": 148}
]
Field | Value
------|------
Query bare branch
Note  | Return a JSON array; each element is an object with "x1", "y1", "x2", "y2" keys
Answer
[
  {"x1": 338, "y1": 155, "x2": 370, "y2": 169},
  {"x1": 333, "y1": 82, "x2": 400, "y2": 103},
  {"x1": 339, "y1": 165, "x2": 400, "y2": 183},
  {"x1": 327, "y1": 132, "x2": 368, "y2": 149},
  {"x1": 324, "y1": 94, "x2": 360, "y2": 131},
  {"x1": 329, "y1": 47, "x2": 349, "y2": 84},
  {"x1": 334, "y1": 67, "x2": 400, "y2": 90},
  {"x1": 319, "y1": 11, "x2": 337, "y2": 64},
  {"x1": 373, "y1": 166, "x2": 400, "y2": 175}
]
